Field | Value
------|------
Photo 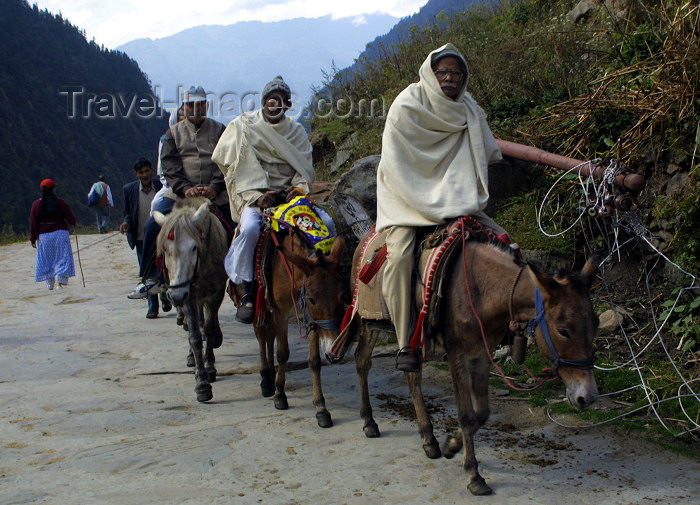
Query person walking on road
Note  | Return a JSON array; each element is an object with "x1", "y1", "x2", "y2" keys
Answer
[
  {"x1": 29, "y1": 178, "x2": 77, "y2": 290},
  {"x1": 88, "y1": 174, "x2": 114, "y2": 233},
  {"x1": 120, "y1": 158, "x2": 170, "y2": 319}
]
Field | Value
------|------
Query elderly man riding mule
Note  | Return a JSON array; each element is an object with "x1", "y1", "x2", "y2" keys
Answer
[
  {"x1": 376, "y1": 43, "x2": 517, "y2": 372},
  {"x1": 212, "y1": 76, "x2": 334, "y2": 323}
]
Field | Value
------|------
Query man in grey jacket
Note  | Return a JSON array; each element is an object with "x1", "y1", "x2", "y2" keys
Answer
[{"x1": 128, "y1": 86, "x2": 233, "y2": 299}]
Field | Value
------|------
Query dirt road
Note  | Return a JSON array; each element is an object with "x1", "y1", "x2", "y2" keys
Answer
[{"x1": 1, "y1": 233, "x2": 697, "y2": 505}]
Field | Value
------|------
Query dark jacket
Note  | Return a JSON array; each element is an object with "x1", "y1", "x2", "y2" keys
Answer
[{"x1": 122, "y1": 178, "x2": 163, "y2": 249}]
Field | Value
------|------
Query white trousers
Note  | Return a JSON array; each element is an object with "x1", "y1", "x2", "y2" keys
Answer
[
  {"x1": 225, "y1": 207, "x2": 262, "y2": 284},
  {"x1": 224, "y1": 205, "x2": 336, "y2": 285}
]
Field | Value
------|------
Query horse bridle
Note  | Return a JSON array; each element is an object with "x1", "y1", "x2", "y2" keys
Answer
[
  {"x1": 166, "y1": 255, "x2": 199, "y2": 290},
  {"x1": 300, "y1": 284, "x2": 343, "y2": 334},
  {"x1": 508, "y1": 266, "x2": 595, "y2": 372},
  {"x1": 525, "y1": 287, "x2": 596, "y2": 372},
  {"x1": 163, "y1": 220, "x2": 211, "y2": 290}
]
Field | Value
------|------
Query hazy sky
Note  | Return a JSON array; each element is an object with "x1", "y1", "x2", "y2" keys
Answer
[{"x1": 32, "y1": 0, "x2": 424, "y2": 48}]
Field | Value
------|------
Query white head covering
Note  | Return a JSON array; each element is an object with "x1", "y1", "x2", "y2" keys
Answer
[{"x1": 375, "y1": 43, "x2": 502, "y2": 232}]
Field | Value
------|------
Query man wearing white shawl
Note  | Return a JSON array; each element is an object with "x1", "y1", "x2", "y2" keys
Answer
[
  {"x1": 212, "y1": 76, "x2": 324, "y2": 324},
  {"x1": 378, "y1": 43, "x2": 508, "y2": 372}
]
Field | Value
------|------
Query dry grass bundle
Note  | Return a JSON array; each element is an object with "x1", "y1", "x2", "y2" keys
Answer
[{"x1": 539, "y1": 1, "x2": 699, "y2": 167}]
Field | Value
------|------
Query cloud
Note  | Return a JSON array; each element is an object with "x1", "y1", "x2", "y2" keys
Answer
[{"x1": 32, "y1": 0, "x2": 423, "y2": 48}]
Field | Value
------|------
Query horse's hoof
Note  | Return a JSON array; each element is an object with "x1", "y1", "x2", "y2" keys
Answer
[
  {"x1": 206, "y1": 367, "x2": 217, "y2": 383},
  {"x1": 363, "y1": 421, "x2": 380, "y2": 438},
  {"x1": 467, "y1": 477, "x2": 492, "y2": 496},
  {"x1": 195, "y1": 383, "x2": 213, "y2": 403},
  {"x1": 423, "y1": 440, "x2": 441, "y2": 459},
  {"x1": 210, "y1": 329, "x2": 223, "y2": 349},
  {"x1": 176, "y1": 315, "x2": 184, "y2": 326},
  {"x1": 260, "y1": 385, "x2": 274, "y2": 398},
  {"x1": 186, "y1": 354, "x2": 195, "y2": 367},
  {"x1": 273, "y1": 395, "x2": 289, "y2": 410},
  {"x1": 316, "y1": 411, "x2": 333, "y2": 428},
  {"x1": 442, "y1": 435, "x2": 461, "y2": 459}
]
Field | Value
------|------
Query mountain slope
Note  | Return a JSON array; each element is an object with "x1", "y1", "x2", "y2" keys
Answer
[
  {"x1": 0, "y1": 0, "x2": 167, "y2": 233},
  {"x1": 117, "y1": 14, "x2": 400, "y2": 123}
]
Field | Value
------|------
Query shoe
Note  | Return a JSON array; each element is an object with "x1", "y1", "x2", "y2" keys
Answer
[
  {"x1": 161, "y1": 297, "x2": 172, "y2": 313},
  {"x1": 127, "y1": 278, "x2": 160, "y2": 299},
  {"x1": 235, "y1": 295, "x2": 255, "y2": 324},
  {"x1": 396, "y1": 347, "x2": 421, "y2": 372},
  {"x1": 146, "y1": 311, "x2": 158, "y2": 319}
]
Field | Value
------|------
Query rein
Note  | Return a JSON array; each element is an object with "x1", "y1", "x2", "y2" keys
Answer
[
  {"x1": 458, "y1": 220, "x2": 554, "y2": 391},
  {"x1": 268, "y1": 228, "x2": 305, "y2": 338}
]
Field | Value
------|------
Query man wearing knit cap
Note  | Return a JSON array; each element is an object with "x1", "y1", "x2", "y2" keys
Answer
[
  {"x1": 212, "y1": 76, "x2": 326, "y2": 324},
  {"x1": 375, "y1": 43, "x2": 510, "y2": 372}
]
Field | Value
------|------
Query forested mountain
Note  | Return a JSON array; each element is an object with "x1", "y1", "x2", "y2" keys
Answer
[
  {"x1": 347, "y1": 0, "x2": 497, "y2": 67},
  {"x1": 0, "y1": 0, "x2": 168, "y2": 234}
]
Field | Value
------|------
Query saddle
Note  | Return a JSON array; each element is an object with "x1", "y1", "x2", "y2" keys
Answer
[
  {"x1": 332, "y1": 217, "x2": 507, "y2": 356},
  {"x1": 354, "y1": 219, "x2": 468, "y2": 331}
]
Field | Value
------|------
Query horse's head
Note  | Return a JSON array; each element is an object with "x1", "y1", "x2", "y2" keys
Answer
[
  {"x1": 281, "y1": 233, "x2": 348, "y2": 364},
  {"x1": 527, "y1": 251, "x2": 603, "y2": 410},
  {"x1": 155, "y1": 201, "x2": 209, "y2": 307}
]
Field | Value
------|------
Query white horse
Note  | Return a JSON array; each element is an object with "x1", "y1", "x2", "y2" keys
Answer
[{"x1": 155, "y1": 197, "x2": 228, "y2": 402}]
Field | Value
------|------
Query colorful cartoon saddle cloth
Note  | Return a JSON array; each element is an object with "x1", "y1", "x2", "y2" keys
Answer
[{"x1": 270, "y1": 195, "x2": 336, "y2": 254}]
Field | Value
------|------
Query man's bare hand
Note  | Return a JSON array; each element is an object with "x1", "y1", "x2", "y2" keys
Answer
[
  {"x1": 285, "y1": 186, "x2": 304, "y2": 202},
  {"x1": 199, "y1": 186, "x2": 217, "y2": 200},
  {"x1": 119, "y1": 222, "x2": 130, "y2": 234},
  {"x1": 256, "y1": 190, "x2": 280, "y2": 209},
  {"x1": 184, "y1": 187, "x2": 200, "y2": 198}
]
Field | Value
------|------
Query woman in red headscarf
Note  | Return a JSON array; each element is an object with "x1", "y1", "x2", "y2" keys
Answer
[{"x1": 29, "y1": 179, "x2": 77, "y2": 290}]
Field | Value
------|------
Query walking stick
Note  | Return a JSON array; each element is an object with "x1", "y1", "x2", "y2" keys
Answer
[{"x1": 73, "y1": 228, "x2": 86, "y2": 288}]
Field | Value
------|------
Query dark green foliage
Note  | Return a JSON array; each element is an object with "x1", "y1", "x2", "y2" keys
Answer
[{"x1": 0, "y1": 0, "x2": 168, "y2": 233}]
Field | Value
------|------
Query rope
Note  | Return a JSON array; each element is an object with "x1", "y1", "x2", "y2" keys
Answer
[{"x1": 458, "y1": 218, "x2": 557, "y2": 392}]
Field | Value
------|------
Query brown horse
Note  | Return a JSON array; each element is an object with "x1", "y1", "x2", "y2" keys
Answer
[
  {"x1": 154, "y1": 197, "x2": 228, "y2": 403},
  {"x1": 254, "y1": 227, "x2": 347, "y2": 427},
  {"x1": 350, "y1": 228, "x2": 601, "y2": 495}
]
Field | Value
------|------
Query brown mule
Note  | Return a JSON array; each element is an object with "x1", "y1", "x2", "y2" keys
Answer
[
  {"x1": 254, "y1": 228, "x2": 347, "y2": 428},
  {"x1": 350, "y1": 228, "x2": 601, "y2": 495}
]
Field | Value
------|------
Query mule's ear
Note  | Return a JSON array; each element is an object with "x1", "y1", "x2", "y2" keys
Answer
[
  {"x1": 579, "y1": 249, "x2": 604, "y2": 290},
  {"x1": 280, "y1": 232, "x2": 315, "y2": 273},
  {"x1": 527, "y1": 262, "x2": 564, "y2": 299},
  {"x1": 153, "y1": 211, "x2": 167, "y2": 226},
  {"x1": 328, "y1": 236, "x2": 345, "y2": 267},
  {"x1": 192, "y1": 202, "x2": 209, "y2": 226},
  {"x1": 284, "y1": 247, "x2": 315, "y2": 274}
]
